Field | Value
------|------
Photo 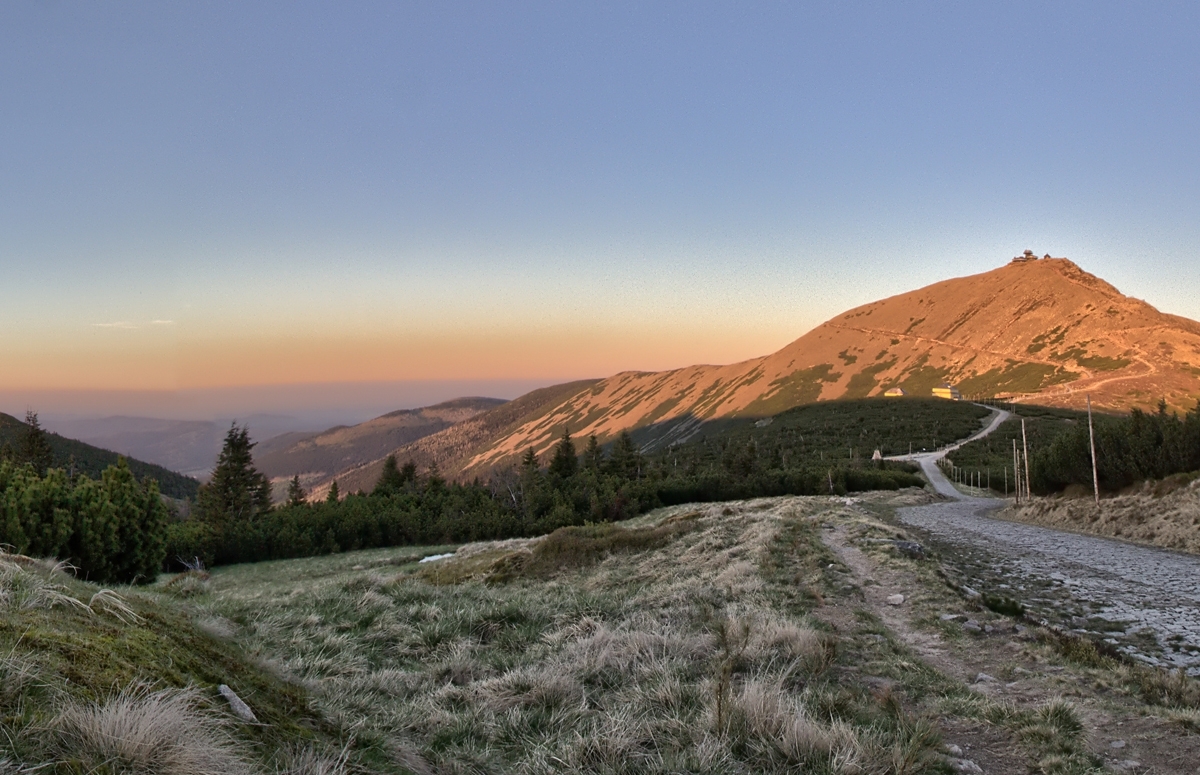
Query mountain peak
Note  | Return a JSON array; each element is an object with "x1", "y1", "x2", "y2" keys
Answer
[{"x1": 313, "y1": 258, "x2": 1200, "y2": 489}]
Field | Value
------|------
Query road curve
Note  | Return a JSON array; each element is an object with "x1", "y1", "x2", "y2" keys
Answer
[{"x1": 888, "y1": 405, "x2": 1200, "y2": 674}]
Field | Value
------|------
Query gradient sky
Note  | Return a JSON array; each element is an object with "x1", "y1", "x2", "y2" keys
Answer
[{"x1": 3, "y1": 2, "x2": 1199, "y2": 419}]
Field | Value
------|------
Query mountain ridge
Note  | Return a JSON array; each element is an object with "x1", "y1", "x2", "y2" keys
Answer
[
  {"x1": 255, "y1": 396, "x2": 509, "y2": 492},
  {"x1": 303, "y1": 257, "x2": 1200, "y2": 497}
]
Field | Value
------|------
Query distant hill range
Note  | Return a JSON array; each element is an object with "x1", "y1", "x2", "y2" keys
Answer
[
  {"x1": 42, "y1": 413, "x2": 323, "y2": 480},
  {"x1": 254, "y1": 397, "x2": 509, "y2": 494},
  {"x1": 301, "y1": 257, "x2": 1200, "y2": 498},
  {"x1": 0, "y1": 413, "x2": 200, "y2": 500}
]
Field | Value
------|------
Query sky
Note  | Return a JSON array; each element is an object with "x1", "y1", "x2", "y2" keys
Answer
[{"x1": 2, "y1": 2, "x2": 1199, "y2": 423}]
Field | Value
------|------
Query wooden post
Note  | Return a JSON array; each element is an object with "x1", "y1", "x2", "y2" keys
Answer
[
  {"x1": 1021, "y1": 418, "x2": 1031, "y2": 500},
  {"x1": 1012, "y1": 439, "x2": 1020, "y2": 503},
  {"x1": 1088, "y1": 394, "x2": 1100, "y2": 507}
]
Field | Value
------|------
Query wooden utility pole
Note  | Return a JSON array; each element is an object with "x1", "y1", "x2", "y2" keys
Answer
[
  {"x1": 1021, "y1": 418, "x2": 1031, "y2": 500},
  {"x1": 1012, "y1": 439, "x2": 1020, "y2": 503},
  {"x1": 1088, "y1": 394, "x2": 1100, "y2": 507}
]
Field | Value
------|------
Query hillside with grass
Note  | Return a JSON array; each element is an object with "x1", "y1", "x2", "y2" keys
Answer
[
  {"x1": 0, "y1": 412, "x2": 200, "y2": 499},
  {"x1": 310, "y1": 258, "x2": 1200, "y2": 491},
  {"x1": 161, "y1": 492, "x2": 1200, "y2": 774},
  {"x1": 0, "y1": 549, "x2": 349, "y2": 773}
]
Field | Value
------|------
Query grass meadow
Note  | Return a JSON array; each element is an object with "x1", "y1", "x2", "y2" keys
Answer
[
  {"x1": 8, "y1": 488, "x2": 1195, "y2": 773},
  {"x1": 199, "y1": 498, "x2": 936, "y2": 774}
]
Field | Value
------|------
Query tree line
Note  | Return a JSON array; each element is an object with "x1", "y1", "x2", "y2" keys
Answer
[
  {"x1": 165, "y1": 424, "x2": 923, "y2": 569},
  {"x1": 1031, "y1": 400, "x2": 1200, "y2": 494}
]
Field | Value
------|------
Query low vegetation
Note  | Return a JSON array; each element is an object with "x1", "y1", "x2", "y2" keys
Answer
[
  {"x1": 684, "y1": 397, "x2": 993, "y2": 463},
  {"x1": 0, "y1": 457, "x2": 169, "y2": 583},
  {"x1": 166, "y1": 414, "x2": 925, "y2": 570},
  {"x1": 0, "y1": 548, "x2": 345, "y2": 773},
  {"x1": 7, "y1": 482, "x2": 1199, "y2": 773},
  {"x1": 198, "y1": 498, "x2": 954, "y2": 773}
]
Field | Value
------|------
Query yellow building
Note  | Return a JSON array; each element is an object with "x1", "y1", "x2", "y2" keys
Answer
[
  {"x1": 932, "y1": 384, "x2": 962, "y2": 400},
  {"x1": 883, "y1": 387, "x2": 907, "y2": 397}
]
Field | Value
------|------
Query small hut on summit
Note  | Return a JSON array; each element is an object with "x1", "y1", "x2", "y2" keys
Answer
[{"x1": 932, "y1": 384, "x2": 962, "y2": 400}]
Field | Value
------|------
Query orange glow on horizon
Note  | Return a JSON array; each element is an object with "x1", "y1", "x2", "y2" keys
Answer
[{"x1": 1, "y1": 324, "x2": 800, "y2": 393}]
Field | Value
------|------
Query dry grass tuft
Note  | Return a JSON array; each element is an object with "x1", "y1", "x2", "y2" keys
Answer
[
  {"x1": 272, "y1": 743, "x2": 351, "y2": 775},
  {"x1": 1134, "y1": 667, "x2": 1200, "y2": 708},
  {"x1": 730, "y1": 679, "x2": 862, "y2": 767},
  {"x1": 88, "y1": 588, "x2": 144, "y2": 623},
  {"x1": 0, "y1": 556, "x2": 88, "y2": 613},
  {"x1": 746, "y1": 619, "x2": 834, "y2": 670},
  {"x1": 53, "y1": 685, "x2": 253, "y2": 775},
  {"x1": 163, "y1": 569, "x2": 212, "y2": 598},
  {"x1": 0, "y1": 652, "x2": 41, "y2": 713}
]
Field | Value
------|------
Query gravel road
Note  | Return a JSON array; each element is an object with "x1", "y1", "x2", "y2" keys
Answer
[{"x1": 896, "y1": 411, "x2": 1200, "y2": 675}]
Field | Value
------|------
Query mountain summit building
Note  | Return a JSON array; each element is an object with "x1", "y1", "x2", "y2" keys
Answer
[{"x1": 932, "y1": 384, "x2": 962, "y2": 400}]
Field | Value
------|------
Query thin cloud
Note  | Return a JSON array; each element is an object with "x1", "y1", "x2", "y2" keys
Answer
[
  {"x1": 92, "y1": 321, "x2": 137, "y2": 329},
  {"x1": 151, "y1": 319, "x2": 176, "y2": 325}
]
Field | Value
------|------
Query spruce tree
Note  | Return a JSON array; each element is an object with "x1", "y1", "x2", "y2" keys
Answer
[
  {"x1": 195, "y1": 424, "x2": 272, "y2": 525},
  {"x1": 19, "y1": 411, "x2": 54, "y2": 476},
  {"x1": 286, "y1": 475, "x2": 307, "y2": 507},
  {"x1": 548, "y1": 428, "x2": 578, "y2": 479},
  {"x1": 326, "y1": 480, "x2": 340, "y2": 503},
  {"x1": 607, "y1": 430, "x2": 642, "y2": 479},
  {"x1": 373, "y1": 454, "x2": 405, "y2": 495},
  {"x1": 583, "y1": 434, "x2": 604, "y2": 472}
]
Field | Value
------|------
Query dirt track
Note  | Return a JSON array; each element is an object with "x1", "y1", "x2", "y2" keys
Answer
[{"x1": 898, "y1": 455, "x2": 1200, "y2": 676}]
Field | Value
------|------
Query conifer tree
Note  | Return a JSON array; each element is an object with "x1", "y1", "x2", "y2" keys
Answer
[
  {"x1": 607, "y1": 430, "x2": 642, "y2": 479},
  {"x1": 195, "y1": 424, "x2": 272, "y2": 525},
  {"x1": 583, "y1": 434, "x2": 604, "y2": 472},
  {"x1": 548, "y1": 427, "x2": 578, "y2": 479},
  {"x1": 19, "y1": 411, "x2": 54, "y2": 476},
  {"x1": 326, "y1": 480, "x2": 340, "y2": 503},
  {"x1": 373, "y1": 454, "x2": 405, "y2": 495},
  {"x1": 426, "y1": 462, "x2": 445, "y2": 491},
  {"x1": 286, "y1": 475, "x2": 307, "y2": 507}
]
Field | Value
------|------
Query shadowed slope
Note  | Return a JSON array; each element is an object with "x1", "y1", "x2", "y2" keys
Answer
[{"x1": 254, "y1": 397, "x2": 508, "y2": 491}]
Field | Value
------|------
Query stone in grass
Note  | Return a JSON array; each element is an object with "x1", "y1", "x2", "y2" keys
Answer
[
  {"x1": 893, "y1": 540, "x2": 925, "y2": 559},
  {"x1": 949, "y1": 758, "x2": 983, "y2": 774},
  {"x1": 1110, "y1": 740, "x2": 1126, "y2": 750},
  {"x1": 1116, "y1": 761, "x2": 1140, "y2": 771},
  {"x1": 973, "y1": 672, "x2": 996, "y2": 683},
  {"x1": 887, "y1": 594, "x2": 905, "y2": 606},
  {"x1": 963, "y1": 620, "x2": 983, "y2": 633},
  {"x1": 944, "y1": 744, "x2": 964, "y2": 757},
  {"x1": 218, "y1": 684, "x2": 258, "y2": 723}
]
